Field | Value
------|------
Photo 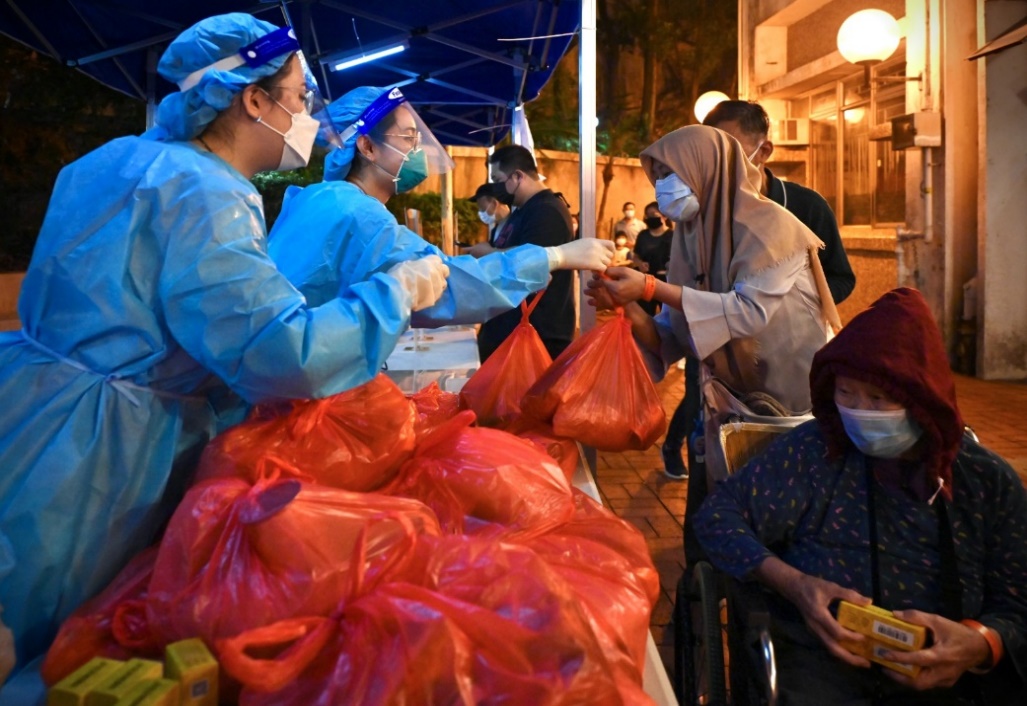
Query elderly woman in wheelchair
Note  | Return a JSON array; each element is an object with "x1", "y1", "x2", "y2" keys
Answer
[{"x1": 693, "y1": 288, "x2": 1027, "y2": 705}]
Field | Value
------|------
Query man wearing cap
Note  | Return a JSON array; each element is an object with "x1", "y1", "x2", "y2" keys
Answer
[
  {"x1": 476, "y1": 144, "x2": 578, "y2": 362},
  {"x1": 464, "y1": 182, "x2": 514, "y2": 257}
]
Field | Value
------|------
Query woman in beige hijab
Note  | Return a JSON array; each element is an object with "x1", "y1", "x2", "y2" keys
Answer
[{"x1": 588, "y1": 124, "x2": 839, "y2": 415}]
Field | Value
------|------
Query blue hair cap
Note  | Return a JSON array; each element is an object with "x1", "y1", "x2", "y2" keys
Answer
[
  {"x1": 154, "y1": 13, "x2": 295, "y2": 141},
  {"x1": 322, "y1": 86, "x2": 390, "y2": 182}
]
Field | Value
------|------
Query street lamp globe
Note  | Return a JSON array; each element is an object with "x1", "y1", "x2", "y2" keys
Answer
[
  {"x1": 837, "y1": 9, "x2": 901, "y2": 65},
  {"x1": 694, "y1": 91, "x2": 730, "y2": 123}
]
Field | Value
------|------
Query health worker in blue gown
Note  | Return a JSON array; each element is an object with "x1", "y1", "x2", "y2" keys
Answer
[
  {"x1": 267, "y1": 86, "x2": 614, "y2": 326},
  {"x1": 0, "y1": 13, "x2": 452, "y2": 681}
]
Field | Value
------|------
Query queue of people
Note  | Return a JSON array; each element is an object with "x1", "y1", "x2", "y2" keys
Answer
[{"x1": 1, "y1": 11, "x2": 1024, "y2": 704}]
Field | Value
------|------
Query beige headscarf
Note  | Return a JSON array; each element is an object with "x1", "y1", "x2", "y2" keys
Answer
[
  {"x1": 641, "y1": 125, "x2": 841, "y2": 396},
  {"x1": 641, "y1": 124, "x2": 825, "y2": 291}
]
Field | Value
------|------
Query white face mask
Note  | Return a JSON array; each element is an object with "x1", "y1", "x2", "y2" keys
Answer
[
  {"x1": 836, "y1": 403, "x2": 923, "y2": 458},
  {"x1": 478, "y1": 209, "x2": 496, "y2": 226},
  {"x1": 257, "y1": 94, "x2": 320, "y2": 171},
  {"x1": 655, "y1": 174, "x2": 700, "y2": 223}
]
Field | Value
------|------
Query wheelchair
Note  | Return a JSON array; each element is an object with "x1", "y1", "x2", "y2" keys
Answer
[
  {"x1": 673, "y1": 421, "x2": 802, "y2": 706},
  {"x1": 672, "y1": 420, "x2": 985, "y2": 706}
]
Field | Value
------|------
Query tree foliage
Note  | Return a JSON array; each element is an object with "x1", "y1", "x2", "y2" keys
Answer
[
  {"x1": 529, "y1": 0, "x2": 737, "y2": 157},
  {"x1": 528, "y1": 0, "x2": 736, "y2": 226},
  {"x1": 251, "y1": 154, "x2": 326, "y2": 230},
  {"x1": 384, "y1": 191, "x2": 484, "y2": 249}
]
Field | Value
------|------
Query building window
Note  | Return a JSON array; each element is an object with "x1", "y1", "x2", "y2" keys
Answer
[
  {"x1": 800, "y1": 59, "x2": 907, "y2": 228},
  {"x1": 843, "y1": 106, "x2": 871, "y2": 225},
  {"x1": 874, "y1": 91, "x2": 906, "y2": 224},
  {"x1": 810, "y1": 115, "x2": 838, "y2": 215}
]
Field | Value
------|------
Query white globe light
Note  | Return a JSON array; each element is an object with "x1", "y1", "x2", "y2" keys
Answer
[
  {"x1": 843, "y1": 107, "x2": 866, "y2": 124},
  {"x1": 693, "y1": 91, "x2": 730, "y2": 123},
  {"x1": 837, "y1": 9, "x2": 901, "y2": 65}
]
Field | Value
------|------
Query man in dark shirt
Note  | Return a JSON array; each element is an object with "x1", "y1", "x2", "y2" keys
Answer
[
  {"x1": 477, "y1": 145, "x2": 575, "y2": 362},
  {"x1": 704, "y1": 100, "x2": 855, "y2": 304}
]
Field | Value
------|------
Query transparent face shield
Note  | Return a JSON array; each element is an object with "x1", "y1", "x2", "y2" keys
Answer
[
  {"x1": 339, "y1": 87, "x2": 455, "y2": 183},
  {"x1": 180, "y1": 26, "x2": 341, "y2": 149},
  {"x1": 292, "y1": 50, "x2": 342, "y2": 150}
]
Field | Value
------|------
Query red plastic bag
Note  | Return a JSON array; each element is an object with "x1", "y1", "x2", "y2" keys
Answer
[
  {"x1": 194, "y1": 374, "x2": 416, "y2": 491},
  {"x1": 521, "y1": 309, "x2": 666, "y2": 451},
  {"x1": 459, "y1": 296, "x2": 552, "y2": 426},
  {"x1": 517, "y1": 490, "x2": 660, "y2": 675},
  {"x1": 407, "y1": 382, "x2": 461, "y2": 441},
  {"x1": 230, "y1": 536, "x2": 651, "y2": 706},
  {"x1": 383, "y1": 411, "x2": 574, "y2": 536},
  {"x1": 509, "y1": 421, "x2": 580, "y2": 484},
  {"x1": 42, "y1": 547, "x2": 160, "y2": 685},
  {"x1": 146, "y1": 473, "x2": 440, "y2": 646}
]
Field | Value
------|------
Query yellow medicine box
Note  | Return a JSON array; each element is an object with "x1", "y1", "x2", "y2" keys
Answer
[
  {"x1": 112, "y1": 678, "x2": 180, "y2": 706},
  {"x1": 164, "y1": 638, "x2": 218, "y2": 706},
  {"x1": 86, "y1": 658, "x2": 164, "y2": 706},
  {"x1": 48, "y1": 658, "x2": 124, "y2": 706},
  {"x1": 837, "y1": 601, "x2": 928, "y2": 676}
]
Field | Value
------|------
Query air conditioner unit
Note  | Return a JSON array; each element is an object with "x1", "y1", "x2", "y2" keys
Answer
[
  {"x1": 890, "y1": 111, "x2": 942, "y2": 149},
  {"x1": 773, "y1": 118, "x2": 809, "y2": 146}
]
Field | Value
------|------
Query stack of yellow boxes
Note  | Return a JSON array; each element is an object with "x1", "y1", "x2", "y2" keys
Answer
[
  {"x1": 836, "y1": 601, "x2": 929, "y2": 676},
  {"x1": 47, "y1": 638, "x2": 218, "y2": 706}
]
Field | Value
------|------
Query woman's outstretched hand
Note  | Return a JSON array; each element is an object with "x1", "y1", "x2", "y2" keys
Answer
[
  {"x1": 584, "y1": 273, "x2": 617, "y2": 311},
  {"x1": 593, "y1": 266, "x2": 646, "y2": 306}
]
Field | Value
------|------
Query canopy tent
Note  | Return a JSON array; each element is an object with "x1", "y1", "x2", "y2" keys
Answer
[
  {"x1": 0, "y1": 0, "x2": 580, "y2": 147},
  {"x1": 0, "y1": 0, "x2": 601, "y2": 336}
]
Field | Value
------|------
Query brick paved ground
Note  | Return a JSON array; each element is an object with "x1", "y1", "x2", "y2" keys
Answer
[{"x1": 594, "y1": 365, "x2": 1027, "y2": 677}]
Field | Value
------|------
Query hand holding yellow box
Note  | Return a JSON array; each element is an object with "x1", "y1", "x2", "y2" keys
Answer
[{"x1": 836, "y1": 601, "x2": 929, "y2": 676}]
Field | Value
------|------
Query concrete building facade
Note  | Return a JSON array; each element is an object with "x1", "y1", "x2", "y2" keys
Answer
[{"x1": 738, "y1": 0, "x2": 1027, "y2": 379}]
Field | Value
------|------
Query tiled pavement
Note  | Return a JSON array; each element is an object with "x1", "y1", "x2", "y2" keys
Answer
[{"x1": 593, "y1": 365, "x2": 1027, "y2": 677}]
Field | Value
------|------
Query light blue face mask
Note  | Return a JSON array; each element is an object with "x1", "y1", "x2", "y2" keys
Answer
[
  {"x1": 836, "y1": 403, "x2": 923, "y2": 458},
  {"x1": 375, "y1": 141, "x2": 429, "y2": 193},
  {"x1": 654, "y1": 173, "x2": 700, "y2": 223}
]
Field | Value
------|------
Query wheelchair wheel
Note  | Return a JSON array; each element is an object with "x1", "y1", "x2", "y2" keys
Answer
[
  {"x1": 725, "y1": 580, "x2": 778, "y2": 706},
  {"x1": 677, "y1": 561, "x2": 727, "y2": 706}
]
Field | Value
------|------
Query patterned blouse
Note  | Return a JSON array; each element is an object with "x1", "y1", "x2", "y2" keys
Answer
[{"x1": 694, "y1": 420, "x2": 1027, "y2": 677}]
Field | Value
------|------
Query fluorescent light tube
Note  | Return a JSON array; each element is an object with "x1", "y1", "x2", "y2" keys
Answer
[{"x1": 331, "y1": 43, "x2": 407, "y2": 71}]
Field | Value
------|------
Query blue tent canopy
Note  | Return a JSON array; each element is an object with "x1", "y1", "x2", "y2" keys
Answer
[{"x1": 0, "y1": 0, "x2": 579, "y2": 146}]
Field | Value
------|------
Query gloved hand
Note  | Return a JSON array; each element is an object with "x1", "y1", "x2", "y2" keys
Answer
[
  {"x1": 545, "y1": 238, "x2": 615, "y2": 271},
  {"x1": 387, "y1": 255, "x2": 450, "y2": 311}
]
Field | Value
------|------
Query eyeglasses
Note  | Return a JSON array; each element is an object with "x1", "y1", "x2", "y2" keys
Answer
[
  {"x1": 383, "y1": 131, "x2": 422, "y2": 150},
  {"x1": 491, "y1": 171, "x2": 519, "y2": 185},
  {"x1": 267, "y1": 85, "x2": 316, "y2": 113}
]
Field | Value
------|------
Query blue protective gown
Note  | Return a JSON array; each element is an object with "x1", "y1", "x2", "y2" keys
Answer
[
  {"x1": 267, "y1": 180, "x2": 551, "y2": 325},
  {"x1": 0, "y1": 136, "x2": 414, "y2": 671}
]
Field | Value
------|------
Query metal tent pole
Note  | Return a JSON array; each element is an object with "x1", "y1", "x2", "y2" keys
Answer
[{"x1": 579, "y1": 0, "x2": 598, "y2": 471}]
